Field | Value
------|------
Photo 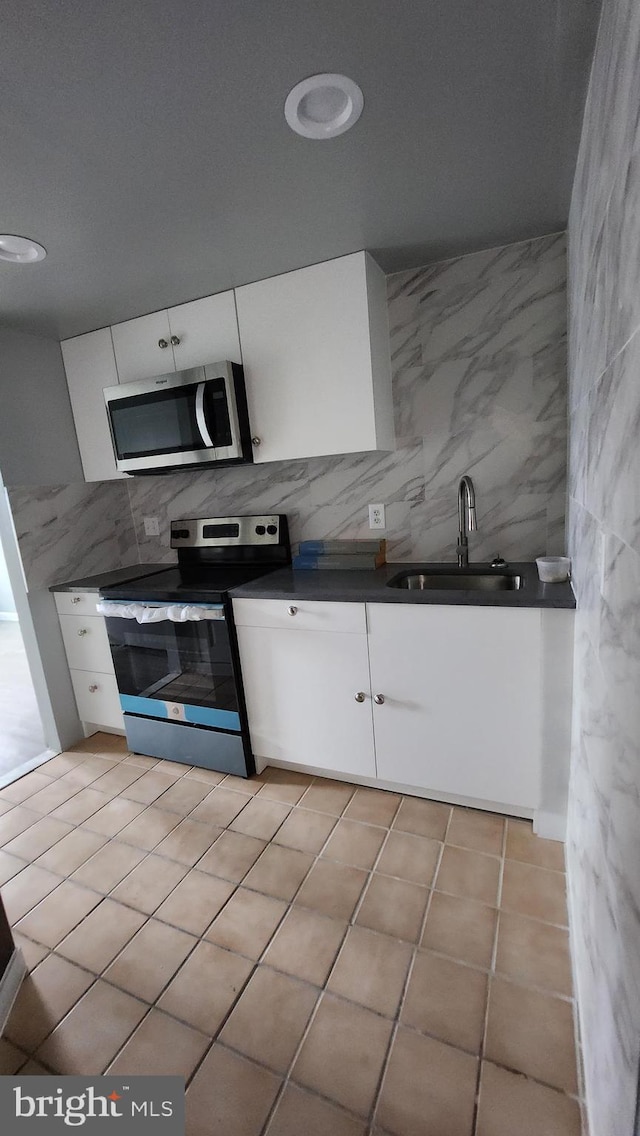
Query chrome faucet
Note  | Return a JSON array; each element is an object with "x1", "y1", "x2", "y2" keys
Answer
[{"x1": 457, "y1": 475, "x2": 477, "y2": 567}]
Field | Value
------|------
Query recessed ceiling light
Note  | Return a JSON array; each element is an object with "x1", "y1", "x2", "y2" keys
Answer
[
  {"x1": 0, "y1": 234, "x2": 47, "y2": 263},
  {"x1": 284, "y1": 74, "x2": 364, "y2": 140}
]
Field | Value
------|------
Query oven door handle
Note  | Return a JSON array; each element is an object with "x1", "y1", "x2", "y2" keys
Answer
[
  {"x1": 96, "y1": 601, "x2": 225, "y2": 622},
  {"x1": 195, "y1": 382, "x2": 215, "y2": 449}
]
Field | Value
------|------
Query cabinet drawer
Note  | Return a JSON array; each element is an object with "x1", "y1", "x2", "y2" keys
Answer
[
  {"x1": 59, "y1": 614, "x2": 114, "y2": 673},
  {"x1": 233, "y1": 598, "x2": 366, "y2": 634},
  {"x1": 70, "y1": 670, "x2": 123, "y2": 729},
  {"x1": 54, "y1": 591, "x2": 101, "y2": 617}
]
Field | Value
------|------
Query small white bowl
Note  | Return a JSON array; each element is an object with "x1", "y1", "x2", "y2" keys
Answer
[{"x1": 536, "y1": 556, "x2": 571, "y2": 583}]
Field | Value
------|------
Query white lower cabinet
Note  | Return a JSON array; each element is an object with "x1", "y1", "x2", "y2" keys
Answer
[
  {"x1": 234, "y1": 597, "x2": 548, "y2": 814},
  {"x1": 234, "y1": 600, "x2": 375, "y2": 777},
  {"x1": 367, "y1": 603, "x2": 541, "y2": 810},
  {"x1": 54, "y1": 592, "x2": 123, "y2": 731},
  {"x1": 70, "y1": 670, "x2": 122, "y2": 729}
]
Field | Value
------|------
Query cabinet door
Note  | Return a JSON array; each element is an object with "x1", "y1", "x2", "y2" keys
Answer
[
  {"x1": 61, "y1": 329, "x2": 124, "y2": 481},
  {"x1": 111, "y1": 311, "x2": 174, "y2": 382},
  {"x1": 235, "y1": 252, "x2": 392, "y2": 463},
  {"x1": 236, "y1": 625, "x2": 375, "y2": 777},
  {"x1": 367, "y1": 604, "x2": 541, "y2": 810},
  {"x1": 168, "y1": 292, "x2": 241, "y2": 369}
]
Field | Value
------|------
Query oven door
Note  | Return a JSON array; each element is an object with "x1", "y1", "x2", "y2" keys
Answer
[
  {"x1": 103, "y1": 362, "x2": 248, "y2": 474},
  {"x1": 101, "y1": 602, "x2": 241, "y2": 731}
]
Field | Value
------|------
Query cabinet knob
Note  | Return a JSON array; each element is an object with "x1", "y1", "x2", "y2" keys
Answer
[
  {"x1": 158, "y1": 338, "x2": 169, "y2": 349},
  {"x1": 71, "y1": 596, "x2": 81, "y2": 604},
  {"x1": 88, "y1": 684, "x2": 99, "y2": 693},
  {"x1": 373, "y1": 693, "x2": 385, "y2": 705},
  {"x1": 170, "y1": 335, "x2": 180, "y2": 346},
  {"x1": 77, "y1": 628, "x2": 88, "y2": 637},
  {"x1": 251, "y1": 436, "x2": 261, "y2": 447},
  {"x1": 287, "y1": 606, "x2": 298, "y2": 616},
  {"x1": 354, "y1": 692, "x2": 366, "y2": 703}
]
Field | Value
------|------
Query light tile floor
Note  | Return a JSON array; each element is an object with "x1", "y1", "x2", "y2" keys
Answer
[{"x1": 0, "y1": 734, "x2": 583, "y2": 1136}]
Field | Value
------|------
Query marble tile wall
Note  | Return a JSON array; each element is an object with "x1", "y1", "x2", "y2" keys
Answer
[
  {"x1": 566, "y1": 1, "x2": 640, "y2": 1134},
  {"x1": 7, "y1": 482, "x2": 137, "y2": 591},
  {"x1": 124, "y1": 231, "x2": 568, "y2": 565}
]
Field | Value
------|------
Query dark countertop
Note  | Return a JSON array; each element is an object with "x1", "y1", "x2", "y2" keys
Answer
[
  {"x1": 49, "y1": 564, "x2": 169, "y2": 593},
  {"x1": 229, "y1": 562, "x2": 576, "y2": 609}
]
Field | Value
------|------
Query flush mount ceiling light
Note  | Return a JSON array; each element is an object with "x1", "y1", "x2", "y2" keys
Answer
[
  {"x1": 284, "y1": 73, "x2": 364, "y2": 139},
  {"x1": 0, "y1": 234, "x2": 47, "y2": 263}
]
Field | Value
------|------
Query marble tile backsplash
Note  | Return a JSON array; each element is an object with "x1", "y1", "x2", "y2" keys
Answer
[
  {"x1": 7, "y1": 482, "x2": 137, "y2": 591},
  {"x1": 566, "y1": 1, "x2": 640, "y2": 1133}
]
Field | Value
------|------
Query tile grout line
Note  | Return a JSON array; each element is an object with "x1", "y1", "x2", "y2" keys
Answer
[
  {"x1": 177, "y1": 780, "x2": 361, "y2": 1100},
  {"x1": 469, "y1": 814, "x2": 508, "y2": 1135},
  {"x1": 255, "y1": 790, "x2": 405, "y2": 1135},
  {"x1": 366, "y1": 804, "x2": 453, "y2": 1134}
]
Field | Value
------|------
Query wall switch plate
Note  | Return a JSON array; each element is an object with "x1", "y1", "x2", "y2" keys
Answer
[
  {"x1": 143, "y1": 516, "x2": 160, "y2": 537},
  {"x1": 368, "y1": 503, "x2": 386, "y2": 529}
]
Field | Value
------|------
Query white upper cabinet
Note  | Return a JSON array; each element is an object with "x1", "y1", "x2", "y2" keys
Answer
[
  {"x1": 61, "y1": 328, "x2": 124, "y2": 481},
  {"x1": 235, "y1": 251, "x2": 395, "y2": 464},
  {"x1": 168, "y1": 293, "x2": 242, "y2": 370},
  {"x1": 111, "y1": 291, "x2": 241, "y2": 383},
  {"x1": 111, "y1": 310, "x2": 174, "y2": 383},
  {"x1": 61, "y1": 253, "x2": 394, "y2": 482}
]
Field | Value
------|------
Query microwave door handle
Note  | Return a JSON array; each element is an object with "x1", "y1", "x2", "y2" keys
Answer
[{"x1": 195, "y1": 382, "x2": 215, "y2": 449}]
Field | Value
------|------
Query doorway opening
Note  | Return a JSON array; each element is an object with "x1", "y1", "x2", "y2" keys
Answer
[{"x1": 0, "y1": 481, "x2": 58, "y2": 785}]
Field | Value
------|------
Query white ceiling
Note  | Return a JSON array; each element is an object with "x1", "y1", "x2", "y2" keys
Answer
[{"x1": 0, "y1": 0, "x2": 600, "y2": 340}]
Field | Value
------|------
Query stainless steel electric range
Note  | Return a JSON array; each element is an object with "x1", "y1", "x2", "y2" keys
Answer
[{"x1": 98, "y1": 515, "x2": 290, "y2": 776}]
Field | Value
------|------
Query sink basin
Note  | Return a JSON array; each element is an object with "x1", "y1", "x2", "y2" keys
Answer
[{"x1": 386, "y1": 569, "x2": 524, "y2": 592}]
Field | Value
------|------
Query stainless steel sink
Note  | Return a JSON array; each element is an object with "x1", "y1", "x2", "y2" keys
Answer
[{"x1": 386, "y1": 570, "x2": 524, "y2": 591}]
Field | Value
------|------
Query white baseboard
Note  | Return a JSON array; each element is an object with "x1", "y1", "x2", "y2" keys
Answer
[
  {"x1": 0, "y1": 948, "x2": 26, "y2": 1034},
  {"x1": 0, "y1": 611, "x2": 19, "y2": 622},
  {"x1": 533, "y1": 810, "x2": 567, "y2": 842},
  {"x1": 259, "y1": 756, "x2": 535, "y2": 821}
]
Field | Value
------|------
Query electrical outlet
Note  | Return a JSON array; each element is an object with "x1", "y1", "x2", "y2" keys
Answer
[
  {"x1": 143, "y1": 516, "x2": 160, "y2": 537},
  {"x1": 368, "y1": 503, "x2": 386, "y2": 529}
]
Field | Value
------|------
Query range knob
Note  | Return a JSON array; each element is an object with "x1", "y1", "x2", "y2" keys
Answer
[
  {"x1": 266, "y1": 524, "x2": 277, "y2": 535},
  {"x1": 255, "y1": 525, "x2": 266, "y2": 535}
]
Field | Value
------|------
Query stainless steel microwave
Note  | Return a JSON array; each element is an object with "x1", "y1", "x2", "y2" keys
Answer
[{"x1": 103, "y1": 361, "x2": 253, "y2": 474}]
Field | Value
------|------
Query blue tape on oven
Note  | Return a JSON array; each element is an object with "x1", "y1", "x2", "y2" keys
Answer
[{"x1": 120, "y1": 694, "x2": 240, "y2": 732}]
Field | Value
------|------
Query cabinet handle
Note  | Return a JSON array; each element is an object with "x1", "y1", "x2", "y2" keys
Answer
[
  {"x1": 251, "y1": 436, "x2": 261, "y2": 447},
  {"x1": 158, "y1": 338, "x2": 169, "y2": 348},
  {"x1": 170, "y1": 335, "x2": 180, "y2": 346},
  {"x1": 77, "y1": 628, "x2": 88, "y2": 637},
  {"x1": 373, "y1": 693, "x2": 385, "y2": 705},
  {"x1": 287, "y1": 606, "x2": 298, "y2": 616},
  {"x1": 88, "y1": 684, "x2": 99, "y2": 693},
  {"x1": 71, "y1": 596, "x2": 81, "y2": 604},
  {"x1": 354, "y1": 692, "x2": 366, "y2": 703}
]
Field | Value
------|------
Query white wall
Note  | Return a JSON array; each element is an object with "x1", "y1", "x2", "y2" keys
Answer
[
  {"x1": 0, "y1": 328, "x2": 83, "y2": 486},
  {"x1": 0, "y1": 539, "x2": 16, "y2": 616}
]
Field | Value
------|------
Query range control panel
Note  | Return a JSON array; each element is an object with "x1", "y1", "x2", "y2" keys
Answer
[{"x1": 171, "y1": 515, "x2": 282, "y2": 548}]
